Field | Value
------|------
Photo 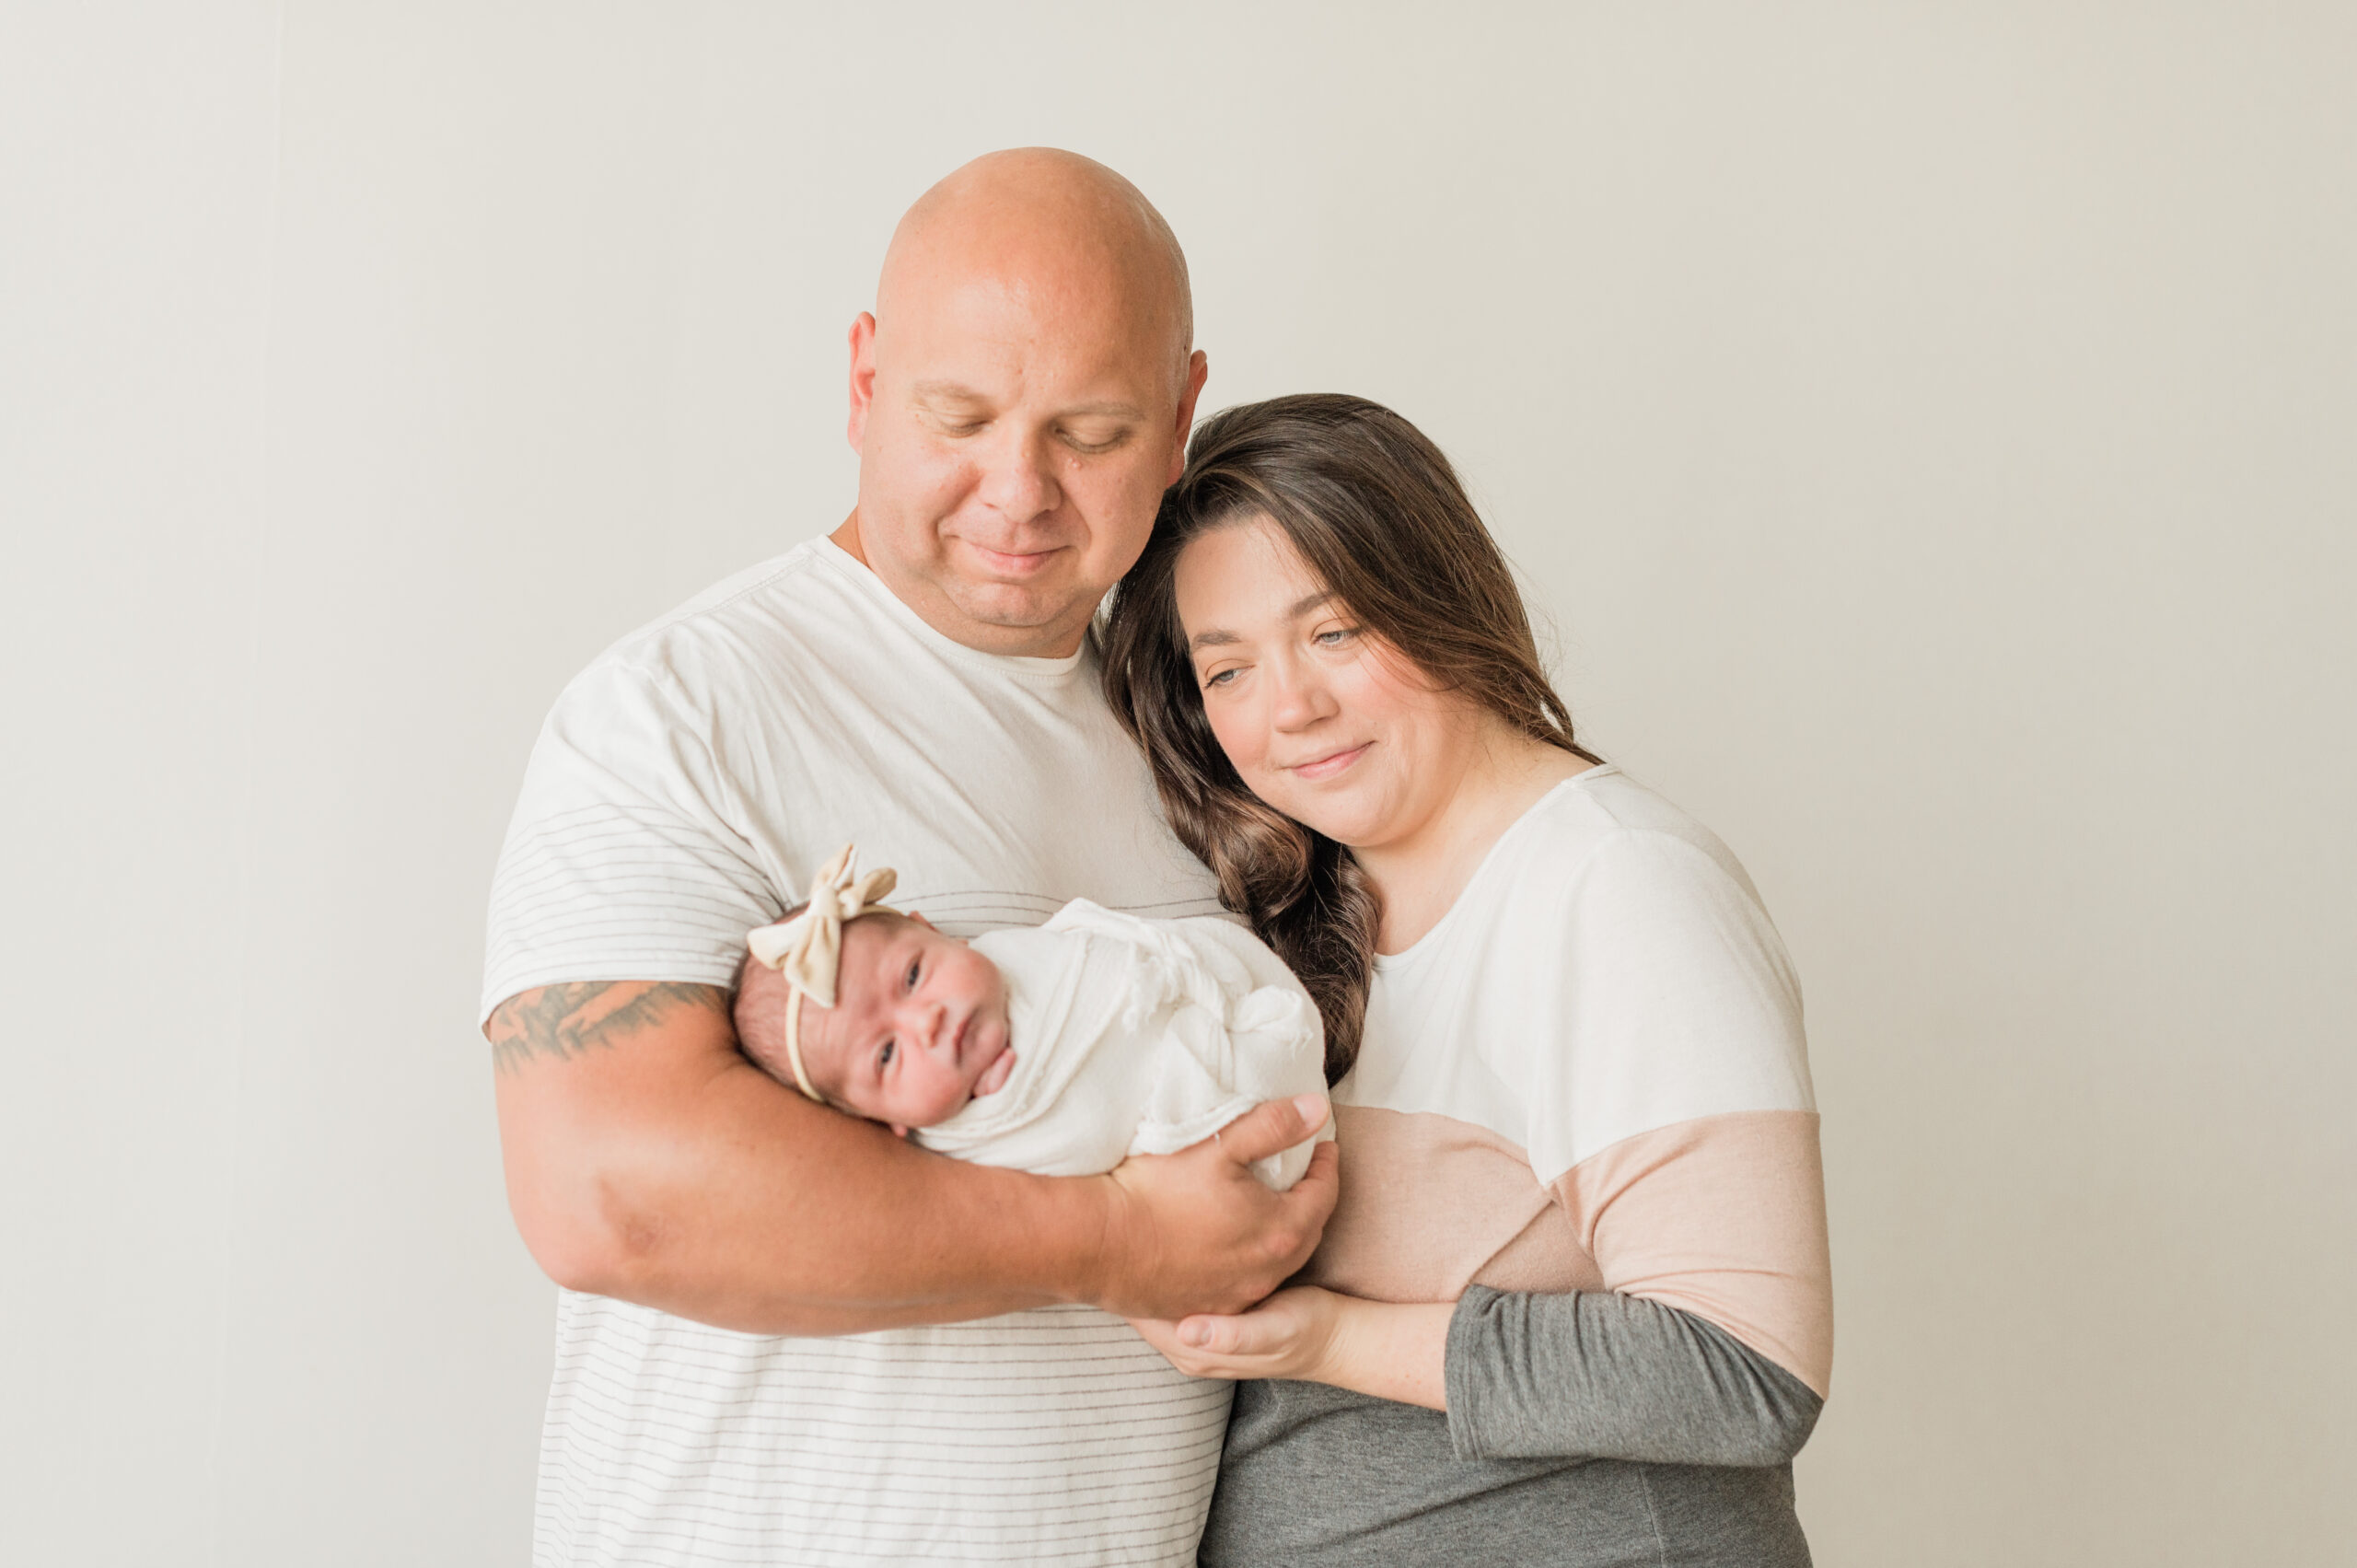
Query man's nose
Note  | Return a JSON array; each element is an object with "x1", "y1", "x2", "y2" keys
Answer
[{"x1": 973, "y1": 426, "x2": 1062, "y2": 523}]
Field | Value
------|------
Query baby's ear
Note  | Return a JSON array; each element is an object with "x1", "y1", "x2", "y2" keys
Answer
[{"x1": 907, "y1": 911, "x2": 936, "y2": 932}]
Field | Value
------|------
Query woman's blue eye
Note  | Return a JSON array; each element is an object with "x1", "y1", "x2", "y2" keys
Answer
[
  {"x1": 1316, "y1": 628, "x2": 1356, "y2": 645},
  {"x1": 1204, "y1": 668, "x2": 1238, "y2": 688}
]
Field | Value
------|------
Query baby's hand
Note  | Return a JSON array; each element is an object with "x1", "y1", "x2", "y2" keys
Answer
[{"x1": 970, "y1": 1047, "x2": 1016, "y2": 1098}]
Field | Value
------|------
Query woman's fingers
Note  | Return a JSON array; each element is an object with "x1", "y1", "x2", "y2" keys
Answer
[
  {"x1": 1150, "y1": 1287, "x2": 1337, "y2": 1377},
  {"x1": 1128, "y1": 1315, "x2": 1235, "y2": 1378},
  {"x1": 1178, "y1": 1312, "x2": 1257, "y2": 1353},
  {"x1": 1213, "y1": 1092, "x2": 1330, "y2": 1167}
]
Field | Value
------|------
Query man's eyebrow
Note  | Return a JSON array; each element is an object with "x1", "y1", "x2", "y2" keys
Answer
[
  {"x1": 911, "y1": 380, "x2": 1000, "y2": 405},
  {"x1": 908, "y1": 384, "x2": 1144, "y2": 421}
]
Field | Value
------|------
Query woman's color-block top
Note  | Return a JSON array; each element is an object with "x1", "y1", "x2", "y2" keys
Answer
[
  {"x1": 1203, "y1": 765, "x2": 1831, "y2": 1567},
  {"x1": 1307, "y1": 762, "x2": 1832, "y2": 1395}
]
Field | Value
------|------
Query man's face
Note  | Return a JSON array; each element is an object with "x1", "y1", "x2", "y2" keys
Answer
[{"x1": 845, "y1": 270, "x2": 1208, "y2": 658}]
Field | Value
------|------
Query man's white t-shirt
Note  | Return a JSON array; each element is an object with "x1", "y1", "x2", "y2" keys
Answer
[{"x1": 482, "y1": 538, "x2": 1230, "y2": 1568}]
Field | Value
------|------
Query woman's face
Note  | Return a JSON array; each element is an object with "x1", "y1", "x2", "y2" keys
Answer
[{"x1": 1171, "y1": 516, "x2": 1491, "y2": 853}]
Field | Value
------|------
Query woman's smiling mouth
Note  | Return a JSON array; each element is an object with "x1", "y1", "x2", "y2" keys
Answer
[{"x1": 1286, "y1": 742, "x2": 1370, "y2": 781}]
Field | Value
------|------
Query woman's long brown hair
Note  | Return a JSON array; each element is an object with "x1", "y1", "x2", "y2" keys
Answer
[{"x1": 1100, "y1": 393, "x2": 1595, "y2": 1083}]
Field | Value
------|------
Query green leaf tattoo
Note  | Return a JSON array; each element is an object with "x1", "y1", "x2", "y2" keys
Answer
[{"x1": 486, "y1": 981, "x2": 728, "y2": 1074}]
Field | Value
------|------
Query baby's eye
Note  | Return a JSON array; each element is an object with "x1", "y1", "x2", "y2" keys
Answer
[
  {"x1": 878, "y1": 1040, "x2": 896, "y2": 1069},
  {"x1": 905, "y1": 958, "x2": 923, "y2": 992}
]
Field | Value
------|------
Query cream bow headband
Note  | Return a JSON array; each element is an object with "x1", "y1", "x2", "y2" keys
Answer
[{"x1": 746, "y1": 844, "x2": 900, "y2": 1102}]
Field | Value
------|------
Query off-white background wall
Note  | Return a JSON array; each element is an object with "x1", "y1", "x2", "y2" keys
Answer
[{"x1": 6, "y1": 4, "x2": 2351, "y2": 1563}]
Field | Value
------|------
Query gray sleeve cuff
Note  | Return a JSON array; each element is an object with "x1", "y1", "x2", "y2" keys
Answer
[{"x1": 1444, "y1": 1284, "x2": 1824, "y2": 1467}]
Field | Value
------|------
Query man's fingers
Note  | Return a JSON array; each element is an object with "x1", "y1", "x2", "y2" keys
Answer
[
  {"x1": 1282, "y1": 1137, "x2": 1341, "y2": 1220},
  {"x1": 1212, "y1": 1092, "x2": 1330, "y2": 1166}
]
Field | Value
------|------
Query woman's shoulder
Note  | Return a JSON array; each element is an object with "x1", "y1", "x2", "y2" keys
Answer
[{"x1": 1485, "y1": 766, "x2": 1768, "y2": 922}]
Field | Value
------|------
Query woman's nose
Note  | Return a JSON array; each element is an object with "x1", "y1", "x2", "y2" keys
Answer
[{"x1": 1267, "y1": 657, "x2": 1336, "y2": 732}]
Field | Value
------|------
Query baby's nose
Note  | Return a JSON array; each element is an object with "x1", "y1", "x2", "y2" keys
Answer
[{"x1": 907, "y1": 997, "x2": 951, "y2": 1053}]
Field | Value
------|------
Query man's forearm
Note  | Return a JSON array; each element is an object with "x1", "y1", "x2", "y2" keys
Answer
[{"x1": 491, "y1": 981, "x2": 1111, "y2": 1334}]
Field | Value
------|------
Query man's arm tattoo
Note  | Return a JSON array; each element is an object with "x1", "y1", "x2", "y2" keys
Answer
[{"x1": 486, "y1": 981, "x2": 729, "y2": 1074}]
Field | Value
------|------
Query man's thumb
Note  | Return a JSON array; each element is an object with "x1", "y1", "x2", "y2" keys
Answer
[{"x1": 1213, "y1": 1093, "x2": 1329, "y2": 1166}]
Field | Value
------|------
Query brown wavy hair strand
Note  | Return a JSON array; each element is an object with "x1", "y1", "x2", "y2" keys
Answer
[{"x1": 1100, "y1": 393, "x2": 1596, "y2": 1083}]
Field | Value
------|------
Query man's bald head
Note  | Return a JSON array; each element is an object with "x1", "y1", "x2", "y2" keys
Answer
[
  {"x1": 876, "y1": 148, "x2": 1193, "y2": 392},
  {"x1": 840, "y1": 149, "x2": 1210, "y2": 659}
]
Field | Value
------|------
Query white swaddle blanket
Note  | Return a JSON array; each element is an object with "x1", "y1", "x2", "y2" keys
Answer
[{"x1": 920, "y1": 900, "x2": 1329, "y2": 1190}]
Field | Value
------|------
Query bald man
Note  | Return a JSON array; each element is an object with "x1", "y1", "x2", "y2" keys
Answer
[{"x1": 482, "y1": 149, "x2": 1337, "y2": 1566}]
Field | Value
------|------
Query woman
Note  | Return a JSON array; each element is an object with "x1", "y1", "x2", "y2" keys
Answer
[{"x1": 1101, "y1": 394, "x2": 1832, "y2": 1565}]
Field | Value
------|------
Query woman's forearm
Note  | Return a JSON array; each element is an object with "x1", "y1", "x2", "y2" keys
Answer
[
  {"x1": 1314, "y1": 1297, "x2": 1455, "y2": 1409},
  {"x1": 1445, "y1": 1285, "x2": 1821, "y2": 1466}
]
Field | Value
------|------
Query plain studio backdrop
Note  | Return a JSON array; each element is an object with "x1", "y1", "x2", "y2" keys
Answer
[{"x1": 5, "y1": 4, "x2": 2351, "y2": 1563}]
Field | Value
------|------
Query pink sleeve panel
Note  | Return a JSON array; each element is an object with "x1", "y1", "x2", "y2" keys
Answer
[{"x1": 1553, "y1": 1109, "x2": 1833, "y2": 1397}]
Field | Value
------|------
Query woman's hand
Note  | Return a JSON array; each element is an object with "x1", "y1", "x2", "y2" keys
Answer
[
  {"x1": 1132, "y1": 1287, "x2": 1457, "y2": 1409},
  {"x1": 1130, "y1": 1285, "x2": 1348, "y2": 1383}
]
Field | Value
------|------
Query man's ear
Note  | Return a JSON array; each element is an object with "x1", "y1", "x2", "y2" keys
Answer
[
  {"x1": 846, "y1": 311, "x2": 878, "y2": 454},
  {"x1": 1166, "y1": 348, "x2": 1209, "y2": 487}
]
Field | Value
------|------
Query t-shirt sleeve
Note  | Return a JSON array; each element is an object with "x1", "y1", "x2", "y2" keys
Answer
[
  {"x1": 479, "y1": 656, "x2": 781, "y2": 1021},
  {"x1": 1519, "y1": 826, "x2": 1815, "y2": 1184},
  {"x1": 1444, "y1": 1282, "x2": 1823, "y2": 1465},
  {"x1": 1480, "y1": 822, "x2": 1832, "y2": 1401}
]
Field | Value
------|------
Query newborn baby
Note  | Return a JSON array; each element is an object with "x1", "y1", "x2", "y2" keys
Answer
[{"x1": 734, "y1": 846, "x2": 1327, "y2": 1189}]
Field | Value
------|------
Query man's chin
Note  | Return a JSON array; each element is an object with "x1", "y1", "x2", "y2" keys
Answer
[{"x1": 942, "y1": 581, "x2": 1092, "y2": 639}]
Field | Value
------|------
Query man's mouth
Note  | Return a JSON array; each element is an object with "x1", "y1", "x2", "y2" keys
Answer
[{"x1": 962, "y1": 540, "x2": 1062, "y2": 578}]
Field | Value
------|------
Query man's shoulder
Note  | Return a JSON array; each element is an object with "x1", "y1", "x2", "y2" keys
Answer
[
  {"x1": 598, "y1": 540, "x2": 836, "y2": 672},
  {"x1": 552, "y1": 538, "x2": 874, "y2": 717}
]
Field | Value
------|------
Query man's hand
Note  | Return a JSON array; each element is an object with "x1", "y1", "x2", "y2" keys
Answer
[{"x1": 1087, "y1": 1093, "x2": 1340, "y2": 1320}]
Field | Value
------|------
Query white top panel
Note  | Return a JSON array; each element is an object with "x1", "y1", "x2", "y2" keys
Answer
[{"x1": 1342, "y1": 765, "x2": 1814, "y2": 1185}]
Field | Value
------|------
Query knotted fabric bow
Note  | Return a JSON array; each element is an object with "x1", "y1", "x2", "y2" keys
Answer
[{"x1": 746, "y1": 843, "x2": 900, "y2": 1101}]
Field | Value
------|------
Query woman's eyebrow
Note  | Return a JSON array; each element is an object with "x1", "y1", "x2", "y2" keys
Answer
[{"x1": 1187, "y1": 593, "x2": 1339, "y2": 653}]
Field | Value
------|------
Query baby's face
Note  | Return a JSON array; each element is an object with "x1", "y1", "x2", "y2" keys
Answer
[{"x1": 801, "y1": 914, "x2": 1015, "y2": 1132}]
